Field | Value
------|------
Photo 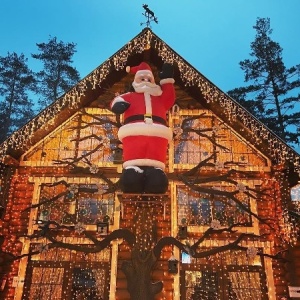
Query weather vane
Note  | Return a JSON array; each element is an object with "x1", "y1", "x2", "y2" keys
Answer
[{"x1": 141, "y1": 4, "x2": 158, "y2": 28}]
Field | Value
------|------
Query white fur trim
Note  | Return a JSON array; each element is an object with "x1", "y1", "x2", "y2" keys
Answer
[
  {"x1": 111, "y1": 95, "x2": 127, "y2": 108},
  {"x1": 124, "y1": 159, "x2": 165, "y2": 170},
  {"x1": 118, "y1": 123, "x2": 172, "y2": 141},
  {"x1": 125, "y1": 166, "x2": 144, "y2": 173},
  {"x1": 160, "y1": 78, "x2": 175, "y2": 85},
  {"x1": 144, "y1": 92, "x2": 152, "y2": 115}
]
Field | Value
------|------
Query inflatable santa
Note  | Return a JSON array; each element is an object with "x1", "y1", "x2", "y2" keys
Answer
[{"x1": 110, "y1": 62, "x2": 176, "y2": 193}]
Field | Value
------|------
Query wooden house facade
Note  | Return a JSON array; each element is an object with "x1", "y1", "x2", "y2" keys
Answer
[{"x1": 0, "y1": 28, "x2": 300, "y2": 300}]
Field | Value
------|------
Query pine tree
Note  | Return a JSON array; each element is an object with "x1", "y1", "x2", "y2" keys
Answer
[
  {"x1": 32, "y1": 36, "x2": 80, "y2": 109},
  {"x1": 0, "y1": 52, "x2": 36, "y2": 142},
  {"x1": 227, "y1": 18, "x2": 300, "y2": 146}
]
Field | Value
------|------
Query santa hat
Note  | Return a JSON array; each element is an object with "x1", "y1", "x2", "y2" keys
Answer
[{"x1": 126, "y1": 62, "x2": 154, "y2": 81}]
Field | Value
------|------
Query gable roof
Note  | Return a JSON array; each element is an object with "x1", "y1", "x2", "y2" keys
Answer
[{"x1": 1, "y1": 28, "x2": 299, "y2": 174}]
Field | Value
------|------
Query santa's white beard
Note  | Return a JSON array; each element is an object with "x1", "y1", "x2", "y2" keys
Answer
[{"x1": 132, "y1": 81, "x2": 162, "y2": 96}]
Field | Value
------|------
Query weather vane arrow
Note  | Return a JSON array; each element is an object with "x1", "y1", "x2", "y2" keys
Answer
[{"x1": 141, "y1": 4, "x2": 158, "y2": 28}]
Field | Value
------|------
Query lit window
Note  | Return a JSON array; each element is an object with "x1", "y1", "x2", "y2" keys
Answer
[
  {"x1": 38, "y1": 182, "x2": 114, "y2": 225},
  {"x1": 177, "y1": 186, "x2": 251, "y2": 227},
  {"x1": 180, "y1": 250, "x2": 266, "y2": 299}
]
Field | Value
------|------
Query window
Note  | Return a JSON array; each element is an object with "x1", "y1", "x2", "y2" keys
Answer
[
  {"x1": 181, "y1": 269, "x2": 265, "y2": 300},
  {"x1": 228, "y1": 271, "x2": 263, "y2": 299},
  {"x1": 72, "y1": 268, "x2": 106, "y2": 299},
  {"x1": 177, "y1": 186, "x2": 251, "y2": 227},
  {"x1": 28, "y1": 267, "x2": 64, "y2": 299},
  {"x1": 183, "y1": 270, "x2": 219, "y2": 299},
  {"x1": 23, "y1": 246, "x2": 110, "y2": 300},
  {"x1": 180, "y1": 250, "x2": 268, "y2": 300},
  {"x1": 38, "y1": 182, "x2": 115, "y2": 225}
]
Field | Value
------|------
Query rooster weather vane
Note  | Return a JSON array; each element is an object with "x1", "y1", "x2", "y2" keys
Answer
[{"x1": 141, "y1": 4, "x2": 158, "y2": 28}]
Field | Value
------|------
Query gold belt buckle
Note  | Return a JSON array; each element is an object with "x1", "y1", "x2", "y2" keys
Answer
[
  {"x1": 144, "y1": 114, "x2": 152, "y2": 121},
  {"x1": 144, "y1": 113, "x2": 153, "y2": 124}
]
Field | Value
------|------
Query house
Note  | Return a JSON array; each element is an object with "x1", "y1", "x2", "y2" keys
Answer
[{"x1": 0, "y1": 28, "x2": 300, "y2": 300}]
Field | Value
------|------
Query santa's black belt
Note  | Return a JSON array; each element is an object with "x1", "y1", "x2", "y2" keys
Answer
[{"x1": 124, "y1": 115, "x2": 167, "y2": 125}]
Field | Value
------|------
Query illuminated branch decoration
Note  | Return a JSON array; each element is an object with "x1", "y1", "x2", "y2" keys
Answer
[
  {"x1": 76, "y1": 108, "x2": 121, "y2": 129},
  {"x1": 176, "y1": 114, "x2": 230, "y2": 152},
  {"x1": 23, "y1": 177, "x2": 117, "y2": 213},
  {"x1": 0, "y1": 221, "x2": 135, "y2": 265},
  {"x1": 70, "y1": 165, "x2": 118, "y2": 194},
  {"x1": 172, "y1": 114, "x2": 276, "y2": 227},
  {"x1": 178, "y1": 159, "x2": 271, "y2": 224},
  {"x1": 153, "y1": 224, "x2": 281, "y2": 260},
  {"x1": 53, "y1": 109, "x2": 120, "y2": 168},
  {"x1": 1, "y1": 220, "x2": 285, "y2": 300}
]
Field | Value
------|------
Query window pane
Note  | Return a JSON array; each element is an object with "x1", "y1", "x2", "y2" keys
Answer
[
  {"x1": 77, "y1": 189, "x2": 114, "y2": 225},
  {"x1": 38, "y1": 182, "x2": 115, "y2": 225},
  {"x1": 228, "y1": 271, "x2": 262, "y2": 300},
  {"x1": 28, "y1": 267, "x2": 64, "y2": 300},
  {"x1": 72, "y1": 267, "x2": 107, "y2": 300},
  {"x1": 184, "y1": 270, "x2": 219, "y2": 300},
  {"x1": 38, "y1": 183, "x2": 71, "y2": 223},
  {"x1": 173, "y1": 117, "x2": 213, "y2": 165},
  {"x1": 181, "y1": 251, "x2": 265, "y2": 299},
  {"x1": 177, "y1": 186, "x2": 251, "y2": 227}
]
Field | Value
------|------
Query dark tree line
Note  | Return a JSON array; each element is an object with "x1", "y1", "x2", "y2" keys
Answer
[
  {"x1": 0, "y1": 37, "x2": 80, "y2": 143},
  {"x1": 228, "y1": 17, "x2": 300, "y2": 147}
]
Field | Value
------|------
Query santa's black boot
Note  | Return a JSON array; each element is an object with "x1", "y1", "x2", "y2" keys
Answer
[
  {"x1": 120, "y1": 167, "x2": 144, "y2": 193},
  {"x1": 144, "y1": 167, "x2": 168, "y2": 194}
]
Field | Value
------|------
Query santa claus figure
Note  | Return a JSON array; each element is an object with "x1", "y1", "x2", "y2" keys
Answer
[{"x1": 110, "y1": 62, "x2": 176, "y2": 193}]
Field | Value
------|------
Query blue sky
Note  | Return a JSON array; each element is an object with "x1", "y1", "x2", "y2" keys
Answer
[{"x1": 0, "y1": 0, "x2": 299, "y2": 93}]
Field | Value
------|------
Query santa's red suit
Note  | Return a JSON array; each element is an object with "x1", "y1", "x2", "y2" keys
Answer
[{"x1": 111, "y1": 63, "x2": 175, "y2": 171}]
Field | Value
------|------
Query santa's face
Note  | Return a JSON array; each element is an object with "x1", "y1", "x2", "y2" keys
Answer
[
  {"x1": 132, "y1": 73, "x2": 162, "y2": 96},
  {"x1": 135, "y1": 72, "x2": 155, "y2": 84}
]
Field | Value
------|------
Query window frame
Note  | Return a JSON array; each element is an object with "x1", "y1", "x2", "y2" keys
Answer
[
  {"x1": 180, "y1": 261, "x2": 268, "y2": 300},
  {"x1": 28, "y1": 176, "x2": 120, "y2": 234},
  {"x1": 22, "y1": 255, "x2": 111, "y2": 300},
  {"x1": 173, "y1": 182, "x2": 260, "y2": 234}
]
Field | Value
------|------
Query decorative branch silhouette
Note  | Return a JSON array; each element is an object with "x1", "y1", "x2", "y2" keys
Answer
[
  {"x1": 153, "y1": 223, "x2": 281, "y2": 261},
  {"x1": 3, "y1": 222, "x2": 282, "y2": 265},
  {"x1": 53, "y1": 108, "x2": 120, "y2": 168},
  {"x1": 0, "y1": 220, "x2": 284, "y2": 300},
  {"x1": 23, "y1": 176, "x2": 118, "y2": 212},
  {"x1": 178, "y1": 114, "x2": 230, "y2": 152},
  {"x1": 76, "y1": 109, "x2": 121, "y2": 129},
  {"x1": 1, "y1": 221, "x2": 134, "y2": 266},
  {"x1": 177, "y1": 154, "x2": 273, "y2": 225}
]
